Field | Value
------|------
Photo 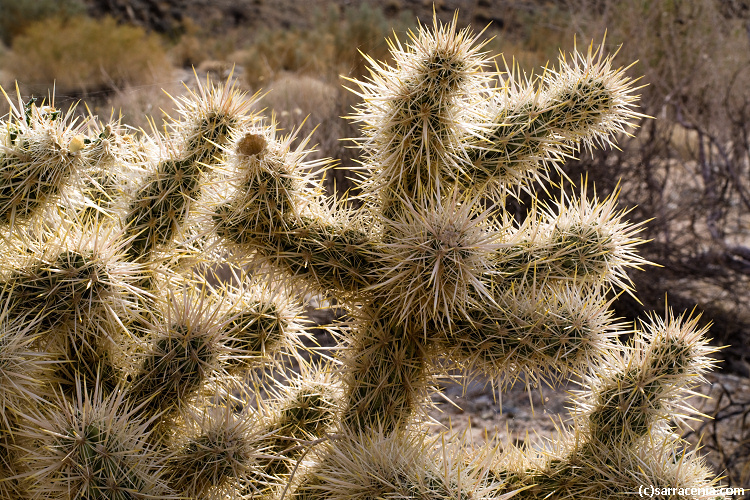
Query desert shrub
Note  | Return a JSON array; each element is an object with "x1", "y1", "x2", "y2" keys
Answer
[
  {"x1": 240, "y1": 28, "x2": 334, "y2": 88},
  {"x1": 5, "y1": 16, "x2": 170, "y2": 95},
  {"x1": 91, "y1": 80, "x2": 188, "y2": 133},
  {"x1": 258, "y1": 74, "x2": 361, "y2": 197},
  {"x1": 0, "y1": 0, "x2": 85, "y2": 46},
  {"x1": 558, "y1": 0, "x2": 750, "y2": 374},
  {"x1": 326, "y1": 3, "x2": 398, "y2": 77},
  {"x1": 167, "y1": 17, "x2": 212, "y2": 69},
  {"x1": 240, "y1": 4, "x2": 412, "y2": 89},
  {"x1": 167, "y1": 17, "x2": 246, "y2": 70}
]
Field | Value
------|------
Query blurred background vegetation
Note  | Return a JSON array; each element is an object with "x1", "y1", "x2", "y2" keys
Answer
[{"x1": 0, "y1": 0, "x2": 748, "y2": 376}]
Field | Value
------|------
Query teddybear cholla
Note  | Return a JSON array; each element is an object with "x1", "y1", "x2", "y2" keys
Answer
[{"x1": 0, "y1": 15, "x2": 723, "y2": 500}]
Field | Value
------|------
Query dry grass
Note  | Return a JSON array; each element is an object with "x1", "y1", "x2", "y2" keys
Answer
[
  {"x1": 0, "y1": 0, "x2": 85, "y2": 45},
  {"x1": 90, "y1": 77, "x2": 190, "y2": 132},
  {"x1": 260, "y1": 76, "x2": 339, "y2": 156},
  {"x1": 3, "y1": 16, "x2": 170, "y2": 96}
]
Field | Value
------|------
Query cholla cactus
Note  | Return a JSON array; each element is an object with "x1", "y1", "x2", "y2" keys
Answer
[{"x1": 0, "y1": 14, "x2": 725, "y2": 500}]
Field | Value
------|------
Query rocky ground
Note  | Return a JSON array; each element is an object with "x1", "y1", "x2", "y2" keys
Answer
[
  {"x1": 429, "y1": 371, "x2": 750, "y2": 491},
  {"x1": 82, "y1": 0, "x2": 542, "y2": 36}
]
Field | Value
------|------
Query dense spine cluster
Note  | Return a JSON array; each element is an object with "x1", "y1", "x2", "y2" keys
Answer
[{"x1": 0, "y1": 14, "x2": 725, "y2": 500}]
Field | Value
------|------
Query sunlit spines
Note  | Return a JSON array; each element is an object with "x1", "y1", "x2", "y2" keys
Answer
[
  {"x1": 70, "y1": 115, "x2": 148, "y2": 225},
  {"x1": 125, "y1": 280, "x2": 226, "y2": 429},
  {"x1": 637, "y1": 309, "x2": 716, "y2": 381},
  {"x1": 491, "y1": 186, "x2": 649, "y2": 292},
  {"x1": 0, "y1": 311, "x2": 48, "y2": 470},
  {"x1": 0, "y1": 224, "x2": 145, "y2": 333},
  {"x1": 165, "y1": 404, "x2": 263, "y2": 499},
  {"x1": 293, "y1": 429, "x2": 505, "y2": 500},
  {"x1": 0, "y1": 87, "x2": 87, "y2": 226},
  {"x1": 468, "y1": 39, "x2": 643, "y2": 200},
  {"x1": 543, "y1": 38, "x2": 645, "y2": 151},
  {"x1": 80, "y1": 110, "x2": 151, "y2": 174},
  {"x1": 250, "y1": 377, "x2": 339, "y2": 492},
  {"x1": 505, "y1": 311, "x2": 722, "y2": 498},
  {"x1": 467, "y1": 68, "x2": 568, "y2": 199},
  {"x1": 442, "y1": 283, "x2": 621, "y2": 387},
  {"x1": 273, "y1": 200, "x2": 375, "y2": 297},
  {"x1": 0, "y1": 224, "x2": 145, "y2": 403},
  {"x1": 123, "y1": 75, "x2": 262, "y2": 265},
  {"x1": 209, "y1": 124, "x2": 373, "y2": 298},
  {"x1": 340, "y1": 310, "x2": 432, "y2": 433},
  {"x1": 580, "y1": 310, "x2": 718, "y2": 447},
  {"x1": 212, "y1": 127, "x2": 309, "y2": 241},
  {"x1": 210, "y1": 123, "x2": 326, "y2": 250},
  {"x1": 0, "y1": 421, "x2": 23, "y2": 500},
  {"x1": 491, "y1": 430, "x2": 720, "y2": 500},
  {"x1": 537, "y1": 185, "x2": 649, "y2": 290},
  {"x1": 16, "y1": 379, "x2": 174, "y2": 499},
  {"x1": 0, "y1": 19, "x2": 726, "y2": 500},
  {"x1": 367, "y1": 189, "x2": 502, "y2": 331},
  {"x1": 347, "y1": 13, "x2": 494, "y2": 204},
  {"x1": 3, "y1": 226, "x2": 148, "y2": 396},
  {"x1": 166, "y1": 72, "x2": 261, "y2": 167},
  {"x1": 123, "y1": 144, "x2": 203, "y2": 263},
  {"x1": 212, "y1": 267, "x2": 307, "y2": 376}
]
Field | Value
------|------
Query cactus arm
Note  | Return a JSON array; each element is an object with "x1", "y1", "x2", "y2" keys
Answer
[
  {"x1": 124, "y1": 77, "x2": 256, "y2": 262},
  {"x1": 495, "y1": 187, "x2": 649, "y2": 289},
  {"x1": 212, "y1": 128, "x2": 376, "y2": 297},
  {"x1": 124, "y1": 155, "x2": 203, "y2": 261},
  {"x1": 347, "y1": 16, "x2": 495, "y2": 207},
  {"x1": 470, "y1": 42, "x2": 644, "y2": 195},
  {"x1": 441, "y1": 284, "x2": 619, "y2": 385},
  {"x1": 0, "y1": 91, "x2": 86, "y2": 224},
  {"x1": 492, "y1": 312, "x2": 721, "y2": 500},
  {"x1": 340, "y1": 316, "x2": 430, "y2": 432}
]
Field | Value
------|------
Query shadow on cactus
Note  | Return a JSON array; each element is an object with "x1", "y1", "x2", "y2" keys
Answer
[{"x1": 0, "y1": 12, "x2": 727, "y2": 500}]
